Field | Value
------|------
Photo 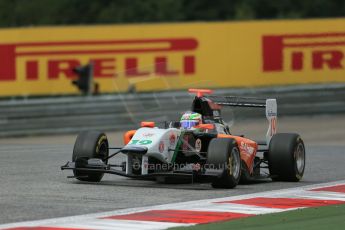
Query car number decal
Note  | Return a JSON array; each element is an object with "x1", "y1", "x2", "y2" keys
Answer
[{"x1": 130, "y1": 139, "x2": 153, "y2": 145}]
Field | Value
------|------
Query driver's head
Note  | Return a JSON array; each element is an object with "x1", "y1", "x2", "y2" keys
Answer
[{"x1": 180, "y1": 111, "x2": 202, "y2": 130}]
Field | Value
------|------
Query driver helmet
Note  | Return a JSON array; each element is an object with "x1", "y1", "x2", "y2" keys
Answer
[{"x1": 180, "y1": 111, "x2": 202, "y2": 130}]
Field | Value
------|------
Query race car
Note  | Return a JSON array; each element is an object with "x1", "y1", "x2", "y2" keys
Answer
[{"x1": 61, "y1": 89, "x2": 306, "y2": 189}]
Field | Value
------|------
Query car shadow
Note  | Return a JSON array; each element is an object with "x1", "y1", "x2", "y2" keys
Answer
[{"x1": 69, "y1": 176, "x2": 273, "y2": 191}]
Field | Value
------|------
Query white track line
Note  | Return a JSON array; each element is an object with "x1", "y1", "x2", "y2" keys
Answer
[
  {"x1": 45, "y1": 219, "x2": 193, "y2": 230},
  {"x1": 1, "y1": 179, "x2": 345, "y2": 230},
  {"x1": 180, "y1": 203, "x2": 286, "y2": 215}
]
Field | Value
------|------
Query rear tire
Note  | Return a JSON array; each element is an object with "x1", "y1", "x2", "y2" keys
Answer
[
  {"x1": 207, "y1": 138, "x2": 241, "y2": 189},
  {"x1": 72, "y1": 131, "x2": 109, "y2": 182},
  {"x1": 268, "y1": 133, "x2": 305, "y2": 182}
]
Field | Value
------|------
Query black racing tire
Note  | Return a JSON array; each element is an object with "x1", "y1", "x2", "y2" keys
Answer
[
  {"x1": 268, "y1": 133, "x2": 305, "y2": 182},
  {"x1": 72, "y1": 131, "x2": 109, "y2": 182},
  {"x1": 207, "y1": 138, "x2": 241, "y2": 189}
]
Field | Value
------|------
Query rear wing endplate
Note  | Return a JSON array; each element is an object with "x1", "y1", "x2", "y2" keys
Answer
[{"x1": 265, "y1": 99, "x2": 277, "y2": 145}]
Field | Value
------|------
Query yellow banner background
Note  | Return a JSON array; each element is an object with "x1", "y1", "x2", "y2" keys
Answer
[{"x1": 0, "y1": 18, "x2": 345, "y2": 96}]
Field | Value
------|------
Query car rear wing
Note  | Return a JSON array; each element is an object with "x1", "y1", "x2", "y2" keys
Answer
[
  {"x1": 206, "y1": 95, "x2": 266, "y2": 108},
  {"x1": 206, "y1": 95, "x2": 277, "y2": 145}
]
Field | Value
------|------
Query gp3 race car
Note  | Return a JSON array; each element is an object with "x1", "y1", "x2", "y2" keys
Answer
[{"x1": 61, "y1": 89, "x2": 306, "y2": 189}]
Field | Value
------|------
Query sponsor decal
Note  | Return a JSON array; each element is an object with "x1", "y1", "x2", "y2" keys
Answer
[
  {"x1": 159, "y1": 141, "x2": 165, "y2": 153},
  {"x1": 142, "y1": 156, "x2": 149, "y2": 170},
  {"x1": 169, "y1": 133, "x2": 176, "y2": 146},
  {"x1": 267, "y1": 111, "x2": 277, "y2": 117},
  {"x1": 269, "y1": 117, "x2": 277, "y2": 137},
  {"x1": 262, "y1": 32, "x2": 345, "y2": 72},
  {"x1": 142, "y1": 133, "x2": 155, "y2": 137},
  {"x1": 182, "y1": 135, "x2": 189, "y2": 151},
  {"x1": 195, "y1": 138, "x2": 202, "y2": 152},
  {"x1": 240, "y1": 141, "x2": 255, "y2": 155},
  {"x1": 192, "y1": 163, "x2": 201, "y2": 171},
  {"x1": 0, "y1": 38, "x2": 198, "y2": 81},
  {"x1": 213, "y1": 110, "x2": 220, "y2": 117}
]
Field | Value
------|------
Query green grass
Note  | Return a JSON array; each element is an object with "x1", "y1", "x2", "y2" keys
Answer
[{"x1": 170, "y1": 204, "x2": 345, "y2": 230}]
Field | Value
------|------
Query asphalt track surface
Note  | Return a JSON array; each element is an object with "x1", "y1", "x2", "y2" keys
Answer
[{"x1": 0, "y1": 114, "x2": 344, "y2": 225}]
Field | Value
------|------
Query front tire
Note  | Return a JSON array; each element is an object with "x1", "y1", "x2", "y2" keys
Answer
[
  {"x1": 72, "y1": 131, "x2": 109, "y2": 182},
  {"x1": 268, "y1": 133, "x2": 305, "y2": 182},
  {"x1": 207, "y1": 138, "x2": 241, "y2": 189}
]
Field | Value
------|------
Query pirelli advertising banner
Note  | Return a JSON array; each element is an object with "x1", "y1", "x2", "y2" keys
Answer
[{"x1": 0, "y1": 18, "x2": 345, "y2": 96}]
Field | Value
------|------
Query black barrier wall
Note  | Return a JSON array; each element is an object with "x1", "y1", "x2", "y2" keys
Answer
[{"x1": 0, "y1": 84, "x2": 344, "y2": 137}]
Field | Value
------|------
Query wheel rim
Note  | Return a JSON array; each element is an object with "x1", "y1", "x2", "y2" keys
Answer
[
  {"x1": 294, "y1": 142, "x2": 305, "y2": 174},
  {"x1": 98, "y1": 142, "x2": 108, "y2": 160},
  {"x1": 228, "y1": 148, "x2": 241, "y2": 178}
]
